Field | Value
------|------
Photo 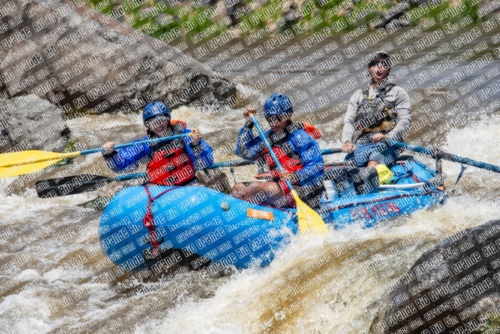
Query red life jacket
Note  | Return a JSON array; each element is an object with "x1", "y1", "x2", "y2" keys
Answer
[
  {"x1": 146, "y1": 120, "x2": 196, "y2": 186},
  {"x1": 263, "y1": 122, "x2": 321, "y2": 180},
  {"x1": 264, "y1": 145, "x2": 303, "y2": 180}
]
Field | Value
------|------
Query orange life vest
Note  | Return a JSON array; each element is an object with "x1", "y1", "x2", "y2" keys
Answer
[
  {"x1": 302, "y1": 122, "x2": 322, "y2": 140},
  {"x1": 146, "y1": 120, "x2": 196, "y2": 186}
]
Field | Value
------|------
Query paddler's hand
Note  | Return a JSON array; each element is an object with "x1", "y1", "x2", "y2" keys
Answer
[
  {"x1": 372, "y1": 134, "x2": 387, "y2": 143},
  {"x1": 191, "y1": 128, "x2": 202, "y2": 146},
  {"x1": 341, "y1": 142, "x2": 356, "y2": 153},
  {"x1": 102, "y1": 142, "x2": 115, "y2": 155},
  {"x1": 243, "y1": 106, "x2": 256, "y2": 117},
  {"x1": 243, "y1": 106, "x2": 256, "y2": 126}
]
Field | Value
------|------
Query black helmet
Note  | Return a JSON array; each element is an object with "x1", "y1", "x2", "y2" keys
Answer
[{"x1": 368, "y1": 51, "x2": 391, "y2": 68}]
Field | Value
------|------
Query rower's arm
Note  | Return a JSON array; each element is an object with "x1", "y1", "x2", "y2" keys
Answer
[
  {"x1": 342, "y1": 90, "x2": 361, "y2": 143},
  {"x1": 386, "y1": 87, "x2": 412, "y2": 141}
]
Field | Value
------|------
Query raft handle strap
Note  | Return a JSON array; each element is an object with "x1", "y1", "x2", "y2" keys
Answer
[{"x1": 142, "y1": 185, "x2": 178, "y2": 257}]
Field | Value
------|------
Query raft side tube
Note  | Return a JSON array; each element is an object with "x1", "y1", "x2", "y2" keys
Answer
[{"x1": 98, "y1": 186, "x2": 298, "y2": 272}]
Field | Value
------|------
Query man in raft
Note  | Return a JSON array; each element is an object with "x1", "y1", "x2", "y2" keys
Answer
[
  {"x1": 101, "y1": 101, "x2": 214, "y2": 186},
  {"x1": 341, "y1": 51, "x2": 412, "y2": 168},
  {"x1": 231, "y1": 93, "x2": 325, "y2": 209}
]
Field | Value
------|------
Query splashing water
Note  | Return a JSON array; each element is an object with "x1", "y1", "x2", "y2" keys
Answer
[{"x1": 0, "y1": 112, "x2": 499, "y2": 334}]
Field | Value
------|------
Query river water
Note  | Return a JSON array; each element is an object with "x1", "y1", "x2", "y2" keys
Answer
[{"x1": 1, "y1": 26, "x2": 499, "y2": 334}]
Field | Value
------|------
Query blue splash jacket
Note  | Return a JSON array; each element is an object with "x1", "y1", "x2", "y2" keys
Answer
[
  {"x1": 235, "y1": 124, "x2": 324, "y2": 186},
  {"x1": 104, "y1": 127, "x2": 213, "y2": 174}
]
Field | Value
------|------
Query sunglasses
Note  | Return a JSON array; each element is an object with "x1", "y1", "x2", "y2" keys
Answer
[
  {"x1": 145, "y1": 116, "x2": 170, "y2": 129},
  {"x1": 266, "y1": 112, "x2": 292, "y2": 125},
  {"x1": 368, "y1": 59, "x2": 391, "y2": 68},
  {"x1": 267, "y1": 116, "x2": 291, "y2": 127}
]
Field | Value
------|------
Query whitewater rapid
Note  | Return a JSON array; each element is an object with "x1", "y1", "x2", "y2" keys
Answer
[{"x1": 1, "y1": 107, "x2": 499, "y2": 333}]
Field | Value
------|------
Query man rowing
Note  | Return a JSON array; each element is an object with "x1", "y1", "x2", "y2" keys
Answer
[
  {"x1": 231, "y1": 93, "x2": 325, "y2": 209},
  {"x1": 341, "y1": 51, "x2": 412, "y2": 168},
  {"x1": 101, "y1": 102, "x2": 214, "y2": 186}
]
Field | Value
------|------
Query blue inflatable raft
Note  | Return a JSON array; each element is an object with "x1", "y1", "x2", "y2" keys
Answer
[{"x1": 98, "y1": 160, "x2": 445, "y2": 273}]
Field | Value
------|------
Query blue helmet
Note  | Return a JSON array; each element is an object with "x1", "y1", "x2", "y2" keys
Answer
[
  {"x1": 143, "y1": 102, "x2": 170, "y2": 123},
  {"x1": 263, "y1": 94, "x2": 293, "y2": 119}
]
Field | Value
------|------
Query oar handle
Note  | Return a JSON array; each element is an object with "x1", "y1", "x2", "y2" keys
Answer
[
  {"x1": 208, "y1": 159, "x2": 256, "y2": 169},
  {"x1": 250, "y1": 116, "x2": 294, "y2": 190},
  {"x1": 322, "y1": 148, "x2": 342, "y2": 155},
  {"x1": 79, "y1": 133, "x2": 190, "y2": 155},
  {"x1": 114, "y1": 172, "x2": 148, "y2": 181},
  {"x1": 389, "y1": 141, "x2": 500, "y2": 174}
]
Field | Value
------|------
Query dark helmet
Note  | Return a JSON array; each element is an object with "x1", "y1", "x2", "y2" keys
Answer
[
  {"x1": 368, "y1": 51, "x2": 391, "y2": 68},
  {"x1": 142, "y1": 102, "x2": 170, "y2": 123},
  {"x1": 263, "y1": 94, "x2": 293, "y2": 119}
]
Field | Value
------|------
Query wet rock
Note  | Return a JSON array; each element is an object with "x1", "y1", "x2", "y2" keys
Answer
[
  {"x1": 478, "y1": 0, "x2": 500, "y2": 16},
  {"x1": 225, "y1": 0, "x2": 245, "y2": 27},
  {"x1": 0, "y1": 0, "x2": 235, "y2": 113},
  {"x1": 0, "y1": 94, "x2": 70, "y2": 153},
  {"x1": 375, "y1": 17, "x2": 411, "y2": 30},
  {"x1": 371, "y1": 219, "x2": 500, "y2": 334},
  {"x1": 374, "y1": 10, "x2": 409, "y2": 29}
]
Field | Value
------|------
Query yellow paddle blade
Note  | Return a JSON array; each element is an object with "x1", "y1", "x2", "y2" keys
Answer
[
  {"x1": 0, "y1": 151, "x2": 80, "y2": 178},
  {"x1": 291, "y1": 190, "x2": 328, "y2": 234},
  {"x1": 0, "y1": 158, "x2": 60, "y2": 178}
]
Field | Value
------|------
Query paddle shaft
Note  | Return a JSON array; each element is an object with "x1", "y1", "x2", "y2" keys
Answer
[
  {"x1": 250, "y1": 116, "x2": 294, "y2": 189},
  {"x1": 80, "y1": 133, "x2": 189, "y2": 155},
  {"x1": 390, "y1": 141, "x2": 500, "y2": 174},
  {"x1": 0, "y1": 133, "x2": 190, "y2": 169}
]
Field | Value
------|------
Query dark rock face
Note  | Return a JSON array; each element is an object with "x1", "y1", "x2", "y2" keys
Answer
[
  {"x1": 371, "y1": 220, "x2": 500, "y2": 334},
  {"x1": 0, "y1": 94, "x2": 70, "y2": 153},
  {"x1": 0, "y1": 0, "x2": 235, "y2": 113}
]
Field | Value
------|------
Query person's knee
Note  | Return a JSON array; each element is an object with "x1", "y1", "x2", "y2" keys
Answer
[
  {"x1": 265, "y1": 182, "x2": 282, "y2": 197},
  {"x1": 231, "y1": 183, "x2": 247, "y2": 199}
]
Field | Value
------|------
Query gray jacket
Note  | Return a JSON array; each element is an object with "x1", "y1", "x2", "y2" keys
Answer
[{"x1": 342, "y1": 81, "x2": 412, "y2": 144}]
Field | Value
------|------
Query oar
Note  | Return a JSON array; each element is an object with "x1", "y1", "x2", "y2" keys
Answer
[
  {"x1": 35, "y1": 149, "x2": 344, "y2": 198},
  {"x1": 249, "y1": 115, "x2": 328, "y2": 234},
  {"x1": 36, "y1": 172, "x2": 148, "y2": 198},
  {"x1": 34, "y1": 159, "x2": 255, "y2": 198},
  {"x1": 209, "y1": 148, "x2": 342, "y2": 169},
  {"x1": 0, "y1": 133, "x2": 189, "y2": 178},
  {"x1": 389, "y1": 141, "x2": 500, "y2": 173}
]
